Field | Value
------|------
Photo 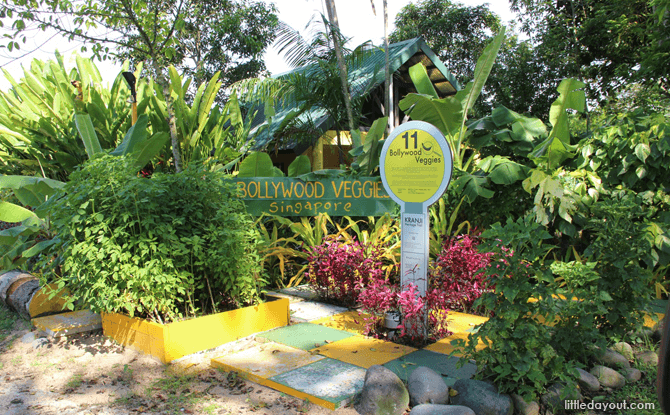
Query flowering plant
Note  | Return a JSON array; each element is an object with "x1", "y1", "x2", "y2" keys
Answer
[
  {"x1": 307, "y1": 236, "x2": 384, "y2": 306},
  {"x1": 356, "y1": 277, "x2": 453, "y2": 342},
  {"x1": 431, "y1": 234, "x2": 493, "y2": 312}
]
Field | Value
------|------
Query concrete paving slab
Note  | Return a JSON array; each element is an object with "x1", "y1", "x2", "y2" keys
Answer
[
  {"x1": 290, "y1": 301, "x2": 349, "y2": 322},
  {"x1": 312, "y1": 335, "x2": 416, "y2": 368},
  {"x1": 445, "y1": 311, "x2": 488, "y2": 333},
  {"x1": 383, "y1": 349, "x2": 477, "y2": 387},
  {"x1": 210, "y1": 341, "x2": 325, "y2": 379},
  {"x1": 256, "y1": 323, "x2": 354, "y2": 350},
  {"x1": 269, "y1": 358, "x2": 366, "y2": 410},
  {"x1": 278, "y1": 284, "x2": 319, "y2": 301},
  {"x1": 32, "y1": 309, "x2": 101, "y2": 337},
  {"x1": 424, "y1": 311, "x2": 488, "y2": 356},
  {"x1": 425, "y1": 331, "x2": 487, "y2": 356},
  {"x1": 310, "y1": 310, "x2": 370, "y2": 335},
  {"x1": 263, "y1": 290, "x2": 306, "y2": 303}
]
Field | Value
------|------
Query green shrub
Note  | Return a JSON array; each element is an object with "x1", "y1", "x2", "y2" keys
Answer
[
  {"x1": 581, "y1": 193, "x2": 655, "y2": 339},
  {"x1": 456, "y1": 215, "x2": 579, "y2": 401},
  {"x1": 47, "y1": 155, "x2": 261, "y2": 322}
]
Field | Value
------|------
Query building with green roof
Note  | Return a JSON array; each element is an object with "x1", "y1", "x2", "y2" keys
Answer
[{"x1": 247, "y1": 37, "x2": 460, "y2": 172}]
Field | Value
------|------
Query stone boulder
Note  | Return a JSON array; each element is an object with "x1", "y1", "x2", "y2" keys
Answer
[
  {"x1": 611, "y1": 342, "x2": 634, "y2": 360},
  {"x1": 589, "y1": 365, "x2": 625, "y2": 389},
  {"x1": 450, "y1": 379, "x2": 513, "y2": 415},
  {"x1": 575, "y1": 368, "x2": 600, "y2": 392},
  {"x1": 355, "y1": 365, "x2": 409, "y2": 415},
  {"x1": 620, "y1": 368, "x2": 642, "y2": 382},
  {"x1": 635, "y1": 350, "x2": 658, "y2": 366},
  {"x1": 540, "y1": 382, "x2": 582, "y2": 414},
  {"x1": 511, "y1": 394, "x2": 540, "y2": 415},
  {"x1": 408, "y1": 366, "x2": 449, "y2": 406},
  {"x1": 409, "y1": 404, "x2": 475, "y2": 415},
  {"x1": 594, "y1": 348, "x2": 630, "y2": 369}
]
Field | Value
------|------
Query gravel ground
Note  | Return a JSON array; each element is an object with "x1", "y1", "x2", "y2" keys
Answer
[{"x1": 0, "y1": 317, "x2": 364, "y2": 415}]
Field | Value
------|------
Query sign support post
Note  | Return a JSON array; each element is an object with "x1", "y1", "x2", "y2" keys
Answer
[{"x1": 380, "y1": 121, "x2": 453, "y2": 338}]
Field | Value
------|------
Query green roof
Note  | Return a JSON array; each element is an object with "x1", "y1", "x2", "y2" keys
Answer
[{"x1": 248, "y1": 37, "x2": 460, "y2": 152}]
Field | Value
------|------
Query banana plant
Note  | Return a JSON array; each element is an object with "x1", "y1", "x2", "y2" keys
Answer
[
  {"x1": 348, "y1": 116, "x2": 388, "y2": 176},
  {"x1": 0, "y1": 176, "x2": 64, "y2": 271},
  {"x1": 0, "y1": 53, "x2": 134, "y2": 180},
  {"x1": 399, "y1": 27, "x2": 506, "y2": 171},
  {"x1": 75, "y1": 111, "x2": 170, "y2": 170}
]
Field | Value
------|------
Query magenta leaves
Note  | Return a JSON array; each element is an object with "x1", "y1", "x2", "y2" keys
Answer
[
  {"x1": 431, "y1": 234, "x2": 493, "y2": 313},
  {"x1": 307, "y1": 236, "x2": 384, "y2": 307}
]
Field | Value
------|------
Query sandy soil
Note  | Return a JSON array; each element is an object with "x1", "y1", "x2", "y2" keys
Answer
[{"x1": 0, "y1": 321, "x2": 365, "y2": 415}]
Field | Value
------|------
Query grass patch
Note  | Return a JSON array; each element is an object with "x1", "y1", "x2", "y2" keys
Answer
[
  {"x1": 66, "y1": 373, "x2": 84, "y2": 389},
  {"x1": 144, "y1": 371, "x2": 204, "y2": 413},
  {"x1": 0, "y1": 303, "x2": 26, "y2": 342}
]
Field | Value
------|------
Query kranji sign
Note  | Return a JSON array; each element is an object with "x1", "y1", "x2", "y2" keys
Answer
[{"x1": 380, "y1": 121, "x2": 453, "y2": 305}]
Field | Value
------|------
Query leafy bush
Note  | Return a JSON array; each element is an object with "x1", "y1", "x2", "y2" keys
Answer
[
  {"x1": 46, "y1": 155, "x2": 261, "y2": 322},
  {"x1": 580, "y1": 193, "x2": 655, "y2": 339},
  {"x1": 457, "y1": 216, "x2": 579, "y2": 401},
  {"x1": 307, "y1": 237, "x2": 384, "y2": 306},
  {"x1": 356, "y1": 278, "x2": 453, "y2": 343},
  {"x1": 431, "y1": 234, "x2": 493, "y2": 312}
]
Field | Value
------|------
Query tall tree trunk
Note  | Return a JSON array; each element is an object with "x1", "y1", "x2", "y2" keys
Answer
[
  {"x1": 323, "y1": 0, "x2": 355, "y2": 134},
  {"x1": 383, "y1": 0, "x2": 390, "y2": 127},
  {"x1": 154, "y1": 62, "x2": 183, "y2": 172}
]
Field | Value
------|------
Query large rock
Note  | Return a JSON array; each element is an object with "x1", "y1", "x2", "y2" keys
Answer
[
  {"x1": 355, "y1": 365, "x2": 409, "y2": 415},
  {"x1": 575, "y1": 368, "x2": 600, "y2": 392},
  {"x1": 620, "y1": 368, "x2": 642, "y2": 382},
  {"x1": 511, "y1": 394, "x2": 540, "y2": 415},
  {"x1": 450, "y1": 379, "x2": 513, "y2": 415},
  {"x1": 410, "y1": 404, "x2": 475, "y2": 415},
  {"x1": 540, "y1": 383, "x2": 582, "y2": 414},
  {"x1": 611, "y1": 342, "x2": 634, "y2": 360},
  {"x1": 408, "y1": 366, "x2": 449, "y2": 406},
  {"x1": 635, "y1": 350, "x2": 658, "y2": 366},
  {"x1": 594, "y1": 348, "x2": 630, "y2": 369},
  {"x1": 589, "y1": 366, "x2": 626, "y2": 389}
]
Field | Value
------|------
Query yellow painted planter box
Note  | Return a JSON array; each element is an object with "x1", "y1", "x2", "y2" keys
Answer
[{"x1": 102, "y1": 296, "x2": 289, "y2": 363}]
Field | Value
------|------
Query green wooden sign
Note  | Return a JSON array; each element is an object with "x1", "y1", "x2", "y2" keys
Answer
[{"x1": 235, "y1": 177, "x2": 394, "y2": 216}]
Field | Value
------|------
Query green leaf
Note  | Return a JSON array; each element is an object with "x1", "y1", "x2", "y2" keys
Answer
[
  {"x1": 399, "y1": 93, "x2": 463, "y2": 137},
  {"x1": 22, "y1": 239, "x2": 57, "y2": 258},
  {"x1": 168, "y1": 66, "x2": 184, "y2": 100},
  {"x1": 0, "y1": 201, "x2": 37, "y2": 222},
  {"x1": 461, "y1": 26, "x2": 506, "y2": 117},
  {"x1": 75, "y1": 113, "x2": 103, "y2": 159},
  {"x1": 288, "y1": 155, "x2": 311, "y2": 177},
  {"x1": 0, "y1": 225, "x2": 34, "y2": 245},
  {"x1": 0, "y1": 176, "x2": 64, "y2": 208},
  {"x1": 408, "y1": 62, "x2": 438, "y2": 98},
  {"x1": 453, "y1": 174, "x2": 494, "y2": 203},
  {"x1": 238, "y1": 152, "x2": 278, "y2": 177},
  {"x1": 634, "y1": 143, "x2": 651, "y2": 163},
  {"x1": 132, "y1": 132, "x2": 170, "y2": 170},
  {"x1": 478, "y1": 156, "x2": 529, "y2": 185},
  {"x1": 227, "y1": 90, "x2": 243, "y2": 130},
  {"x1": 110, "y1": 114, "x2": 149, "y2": 156}
]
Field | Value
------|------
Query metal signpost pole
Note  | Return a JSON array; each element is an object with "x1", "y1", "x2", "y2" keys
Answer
[{"x1": 380, "y1": 121, "x2": 453, "y2": 339}]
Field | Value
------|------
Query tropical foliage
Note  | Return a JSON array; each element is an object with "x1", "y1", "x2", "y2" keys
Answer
[{"x1": 43, "y1": 155, "x2": 262, "y2": 322}]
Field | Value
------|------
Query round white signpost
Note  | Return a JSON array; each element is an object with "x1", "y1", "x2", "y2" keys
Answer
[{"x1": 380, "y1": 121, "x2": 453, "y2": 337}]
